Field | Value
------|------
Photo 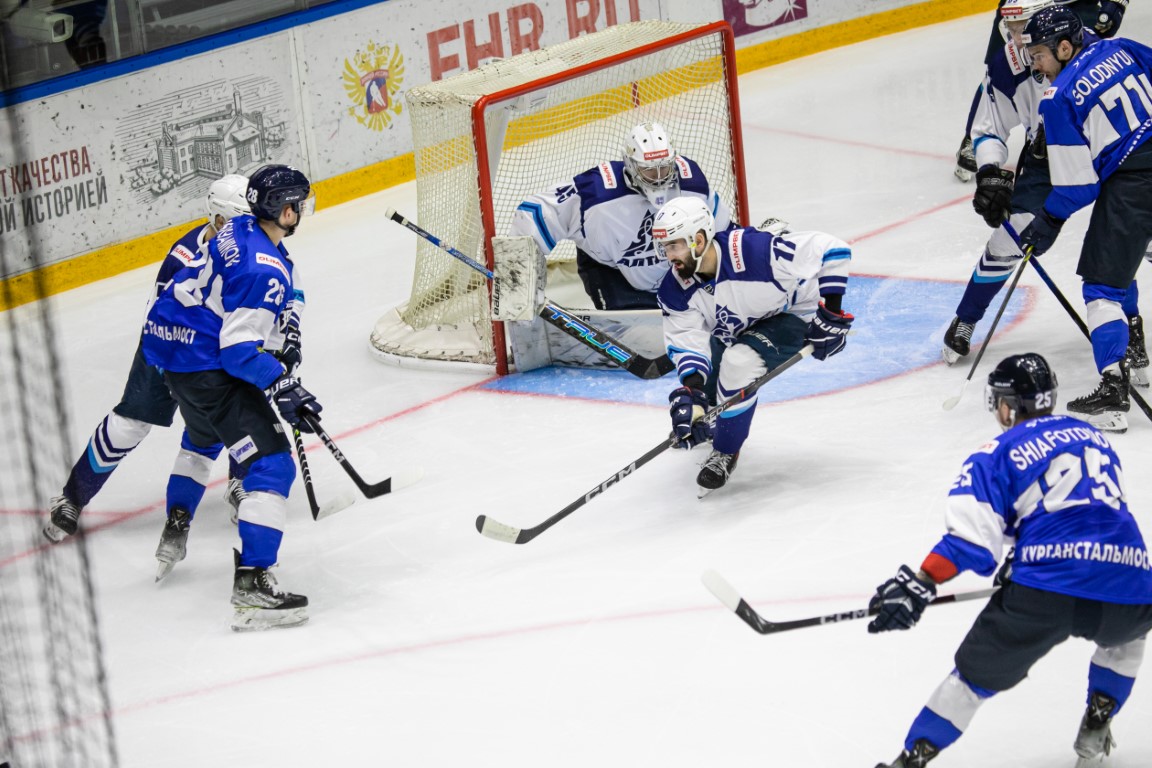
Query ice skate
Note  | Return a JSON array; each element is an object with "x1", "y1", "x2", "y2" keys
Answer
[
  {"x1": 874, "y1": 738, "x2": 939, "y2": 768},
  {"x1": 224, "y1": 476, "x2": 247, "y2": 525},
  {"x1": 942, "y1": 316, "x2": 975, "y2": 366},
  {"x1": 154, "y1": 507, "x2": 192, "y2": 582},
  {"x1": 231, "y1": 550, "x2": 308, "y2": 632},
  {"x1": 1068, "y1": 365, "x2": 1130, "y2": 434},
  {"x1": 43, "y1": 495, "x2": 81, "y2": 543},
  {"x1": 1126, "y1": 315, "x2": 1149, "y2": 388},
  {"x1": 1074, "y1": 691, "x2": 1117, "y2": 766},
  {"x1": 697, "y1": 450, "x2": 739, "y2": 498},
  {"x1": 954, "y1": 135, "x2": 977, "y2": 182}
]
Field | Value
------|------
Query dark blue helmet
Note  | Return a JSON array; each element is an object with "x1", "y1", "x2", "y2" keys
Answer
[
  {"x1": 246, "y1": 164, "x2": 311, "y2": 222},
  {"x1": 986, "y1": 353, "x2": 1058, "y2": 417},
  {"x1": 1023, "y1": 6, "x2": 1083, "y2": 51}
]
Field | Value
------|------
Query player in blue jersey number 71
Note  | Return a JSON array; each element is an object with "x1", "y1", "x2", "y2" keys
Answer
[{"x1": 870, "y1": 353, "x2": 1152, "y2": 768}]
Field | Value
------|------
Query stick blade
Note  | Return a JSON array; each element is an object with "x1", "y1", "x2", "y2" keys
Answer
[
  {"x1": 388, "y1": 465, "x2": 424, "y2": 492},
  {"x1": 314, "y1": 491, "x2": 358, "y2": 521},
  {"x1": 942, "y1": 395, "x2": 961, "y2": 411},
  {"x1": 475, "y1": 515, "x2": 523, "y2": 544},
  {"x1": 701, "y1": 569, "x2": 743, "y2": 611}
]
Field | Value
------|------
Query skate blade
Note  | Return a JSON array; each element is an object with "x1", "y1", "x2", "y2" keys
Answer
[
  {"x1": 697, "y1": 485, "x2": 719, "y2": 499},
  {"x1": 941, "y1": 346, "x2": 963, "y2": 366},
  {"x1": 1131, "y1": 366, "x2": 1150, "y2": 388},
  {"x1": 954, "y1": 166, "x2": 974, "y2": 182},
  {"x1": 231, "y1": 607, "x2": 309, "y2": 632},
  {"x1": 155, "y1": 560, "x2": 177, "y2": 582},
  {"x1": 1079, "y1": 410, "x2": 1128, "y2": 434},
  {"x1": 42, "y1": 523, "x2": 69, "y2": 543}
]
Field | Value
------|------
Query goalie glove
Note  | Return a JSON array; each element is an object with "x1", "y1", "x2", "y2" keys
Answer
[
  {"x1": 867, "y1": 565, "x2": 937, "y2": 633},
  {"x1": 973, "y1": 165, "x2": 1014, "y2": 229}
]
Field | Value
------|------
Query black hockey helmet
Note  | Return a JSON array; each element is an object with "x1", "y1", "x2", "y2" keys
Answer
[
  {"x1": 246, "y1": 164, "x2": 312, "y2": 222},
  {"x1": 986, "y1": 353, "x2": 1058, "y2": 418},
  {"x1": 1022, "y1": 6, "x2": 1083, "y2": 52}
]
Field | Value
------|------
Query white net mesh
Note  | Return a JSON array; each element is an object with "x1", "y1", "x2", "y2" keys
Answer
[{"x1": 371, "y1": 20, "x2": 743, "y2": 370}]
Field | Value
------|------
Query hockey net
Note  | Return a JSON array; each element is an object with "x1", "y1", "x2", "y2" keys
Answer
[{"x1": 370, "y1": 20, "x2": 747, "y2": 374}]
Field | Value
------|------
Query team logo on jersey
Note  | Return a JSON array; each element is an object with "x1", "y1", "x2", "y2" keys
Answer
[
  {"x1": 343, "y1": 41, "x2": 405, "y2": 131},
  {"x1": 599, "y1": 162, "x2": 618, "y2": 188},
  {"x1": 727, "y1": 230, "x2": 746, "y2": 272},
  {"x1": 674, "y1": 156, "x2": 692, "y2": 178},
  {"x1": 256, "y1": 253, "x2": 291, "y2": 282},
  {"x1": 1042, "y1": 86, "x2": 1057, "y2": 100}
]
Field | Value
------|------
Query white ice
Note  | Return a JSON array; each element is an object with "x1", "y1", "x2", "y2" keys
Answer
[{"x1": 27, "y1": 9, "x2": 1152, "y2": 767}]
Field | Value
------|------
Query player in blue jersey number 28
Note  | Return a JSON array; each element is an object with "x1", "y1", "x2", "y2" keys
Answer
[{"x1": 870, "y1": 353, "x2": 1152, "y2": 768}]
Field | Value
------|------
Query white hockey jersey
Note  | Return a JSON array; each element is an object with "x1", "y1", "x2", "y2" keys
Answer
[
  {"x1": 657, "y1": 229, "x2": 851, "y2": 382},
  {"x1": 509, "y1": 157, "x2": 731, "y2": 293}
]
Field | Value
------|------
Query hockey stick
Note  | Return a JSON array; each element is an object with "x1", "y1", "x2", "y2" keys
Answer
[
  {"x1": 942, "y1": 245, "x2": 1033, "y2": 410},
  {"x1": 701, "y1": 569, "x2": 996, "y2": 635},
  {"x1": 290, "y1": 428, "x2": 358, "y2": 521},
  {"x1": 299, "y1": 413, "x2": 422, "y2": 511},
  {"x1": 1001, "y1": 222, "x2": 1152, "y2": 424},
  {"x1": 475, "y1": 344, "x2": 814, "y2": 544},
  {"x1": 385, "y1": 208, "x2": 675, "y2": 380}
]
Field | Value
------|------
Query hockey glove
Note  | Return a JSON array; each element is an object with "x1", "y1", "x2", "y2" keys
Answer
[
  {"x1": 973, "y1": 165, "x2": 1014, "y2": 228},
  {"x1": 1018, "y1": 208, "x2": 1065, "y2": 257},
  {"x1": 275, "y1": 315, "x2": 303, "y2": 376},
  {"x1": 867, "y1": 565, "x2": 937, "y2": 633},
  {"x1": 1095, "y1": 0, "x2": 1127, "y2": 36},
  {"x1": 669, "y1": 386, "x2": 712, "y2": 449},
  {"x1": 805, "y1": 303, "x2": 854, "y2": 360},
  {"x1": 266, "y1": 376, "x2": 323, "y2": 433}
]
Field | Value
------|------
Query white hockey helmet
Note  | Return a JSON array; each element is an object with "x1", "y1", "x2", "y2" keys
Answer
[
  {"x1": 999, "y1": 0, "x2": 1056, "y2": 47},
  {"x1": 652, "y1": 196, "x2": 715, "y2": 266},
  {"x1": 623, "y1": 122, "x2": 680, "y2": 207},
  {"x1": 206, "y1": 173, "x2": 251, "y2": 228}
]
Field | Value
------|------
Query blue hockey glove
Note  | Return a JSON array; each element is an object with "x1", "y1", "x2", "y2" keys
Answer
[
  {"x1": 266, "y1": 375, "x2": 322, "y2": 432},
  {"x1": 973, "y1": 165, "x2": 1014, "y2": 228},
  {"x1": 1095, "y1": 0, "x2": 1126, "y2": 36},
  {"x1": 276, "y1": 314, "x2": 303, "y2": 376},
  {"x1": 805, "y1": 303, "x2": 854, "y2": 360},
  {"x1": 867, "y1": 565, "x2": 937, "y2": 633},
  {"x1": 1018, "y1": 208, "x2": 1065, "y2": 257},
  {"x1": 669, "y1": 386, "x2": 712, "y2": 449}
]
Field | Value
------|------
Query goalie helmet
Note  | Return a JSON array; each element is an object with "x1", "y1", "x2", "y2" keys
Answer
[
  {"x1": 623, "y1": 122, "x2": 680, "y2": 207},
  {"x1": 652, "y1": 196, "x2": 715, "y2": 264},
  {"x1": 1022, "y1": 5, "x2": 1083, "y2": 51},
  {"x1": 246, "y1": 164, "x2": 313, "y2": 223},
  {"x1": 985, "y1": 352, "x2": 1058, "y2": 421},
  {"x1": 206, "y1": 174, "x2": 251, "y2": 227}
]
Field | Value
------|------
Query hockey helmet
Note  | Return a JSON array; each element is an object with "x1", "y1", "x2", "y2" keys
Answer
[
  {"x1": 1022, "y1": 5, "x2": 1083, "y2": 52},
  {"x1": 999, "y1": 0, "x2": 1055, "y2": 48},
  {"x1": 985, "y1": 353, "x2": 1058, "y2": 420},
  {"x1": 652, "y1": 196, "x2": 715, "y2": 265},
  {"x1": 246, "y1": 165, "x2": 314, "y2": 223},
  {"x1": 623, "y1": 122, "x2": 680, "y2": 207},
  {"x1": 206, "y1": 173, "x2": 251, "y2": 227}
]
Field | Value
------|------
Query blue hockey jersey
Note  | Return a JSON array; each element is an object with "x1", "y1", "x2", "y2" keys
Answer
[
  {"x1": 141, "y1": 214, "x2": 302, "y2": 390},
  {"x1": 657, "y1": 229, "x2": 851, "y2": 384},
  {"x1": 1039, "y1": 36, "x2": 1152, "y2": 219},
  {"x1": 929, "y1": 414, "x2": 1152, "y2": 603}
]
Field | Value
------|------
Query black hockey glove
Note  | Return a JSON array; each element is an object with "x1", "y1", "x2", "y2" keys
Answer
[
  {"x1": 1019, "y1": 208, "x2": 1065, "y2": 257},
  {"x1": 805, "y1": 302, "x2": 854, "y2": 360},
  {"x1": 973, "y1": 165, "x2": 1014, "y2": 228},
  {"x1": 669, "y1": 386, "x2": 712, "y2": 449},
  {"x1": 867, "y1": 565, "x2": 937, "y2": 633},
  {"x1": 276, "y1": 315, "x2": 303, "y2": 376},
  {"x1": 266, "y1": 375, "x2": 322, "y2": 433},
  {"x1": 1095, "y1": 0, "x2": 1127, "y2": 36}
]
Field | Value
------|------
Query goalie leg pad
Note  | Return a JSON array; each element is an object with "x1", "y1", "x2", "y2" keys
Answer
[{"x1": 492, "y1": 236, "x2": 546, "y2": 321}]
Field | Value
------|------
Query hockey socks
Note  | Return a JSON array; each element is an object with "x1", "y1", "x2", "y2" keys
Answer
[
  {"x1": 63, "y1": 412, "x2": 154, "y2": 508},
  {"x1": 904, "y1": 670, "x2": 995, "y2": 755},
  {"x1": 165, "y1": 431, "x2": 223, "y2": 518}
]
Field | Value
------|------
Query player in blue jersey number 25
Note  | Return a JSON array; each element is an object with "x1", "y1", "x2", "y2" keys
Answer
[{"x1": 870, "y1": 353, "x2": 1152, "y2": 768}]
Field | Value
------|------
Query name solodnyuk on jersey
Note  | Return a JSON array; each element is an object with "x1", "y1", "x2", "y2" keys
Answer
[{"x1": 1007, "y1": 424, "x2": 1113, "y2": 470}]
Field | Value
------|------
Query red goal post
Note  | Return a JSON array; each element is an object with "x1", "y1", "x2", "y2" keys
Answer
[{"x1": 371, "y1": 20, "x2": 749, "y2": 375}]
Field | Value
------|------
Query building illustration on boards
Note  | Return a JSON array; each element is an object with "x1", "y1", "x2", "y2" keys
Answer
[{"x1": 155, "y1": 90, "x2": 268, "y2": 181}]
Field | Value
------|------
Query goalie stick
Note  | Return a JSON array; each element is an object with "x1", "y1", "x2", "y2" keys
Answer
[
  {"x1": 701, "y1": 569, "x2": 996, "y2": 635},
  {"x1": 300, "y1": 413, "x2": 422, "y2": 511},
  {"x1": 475, "y1": 344, "x2": 814, "y2": 544},
  {"x1": 384, "y1": 208, "x2": 675, "y2": 380}
]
